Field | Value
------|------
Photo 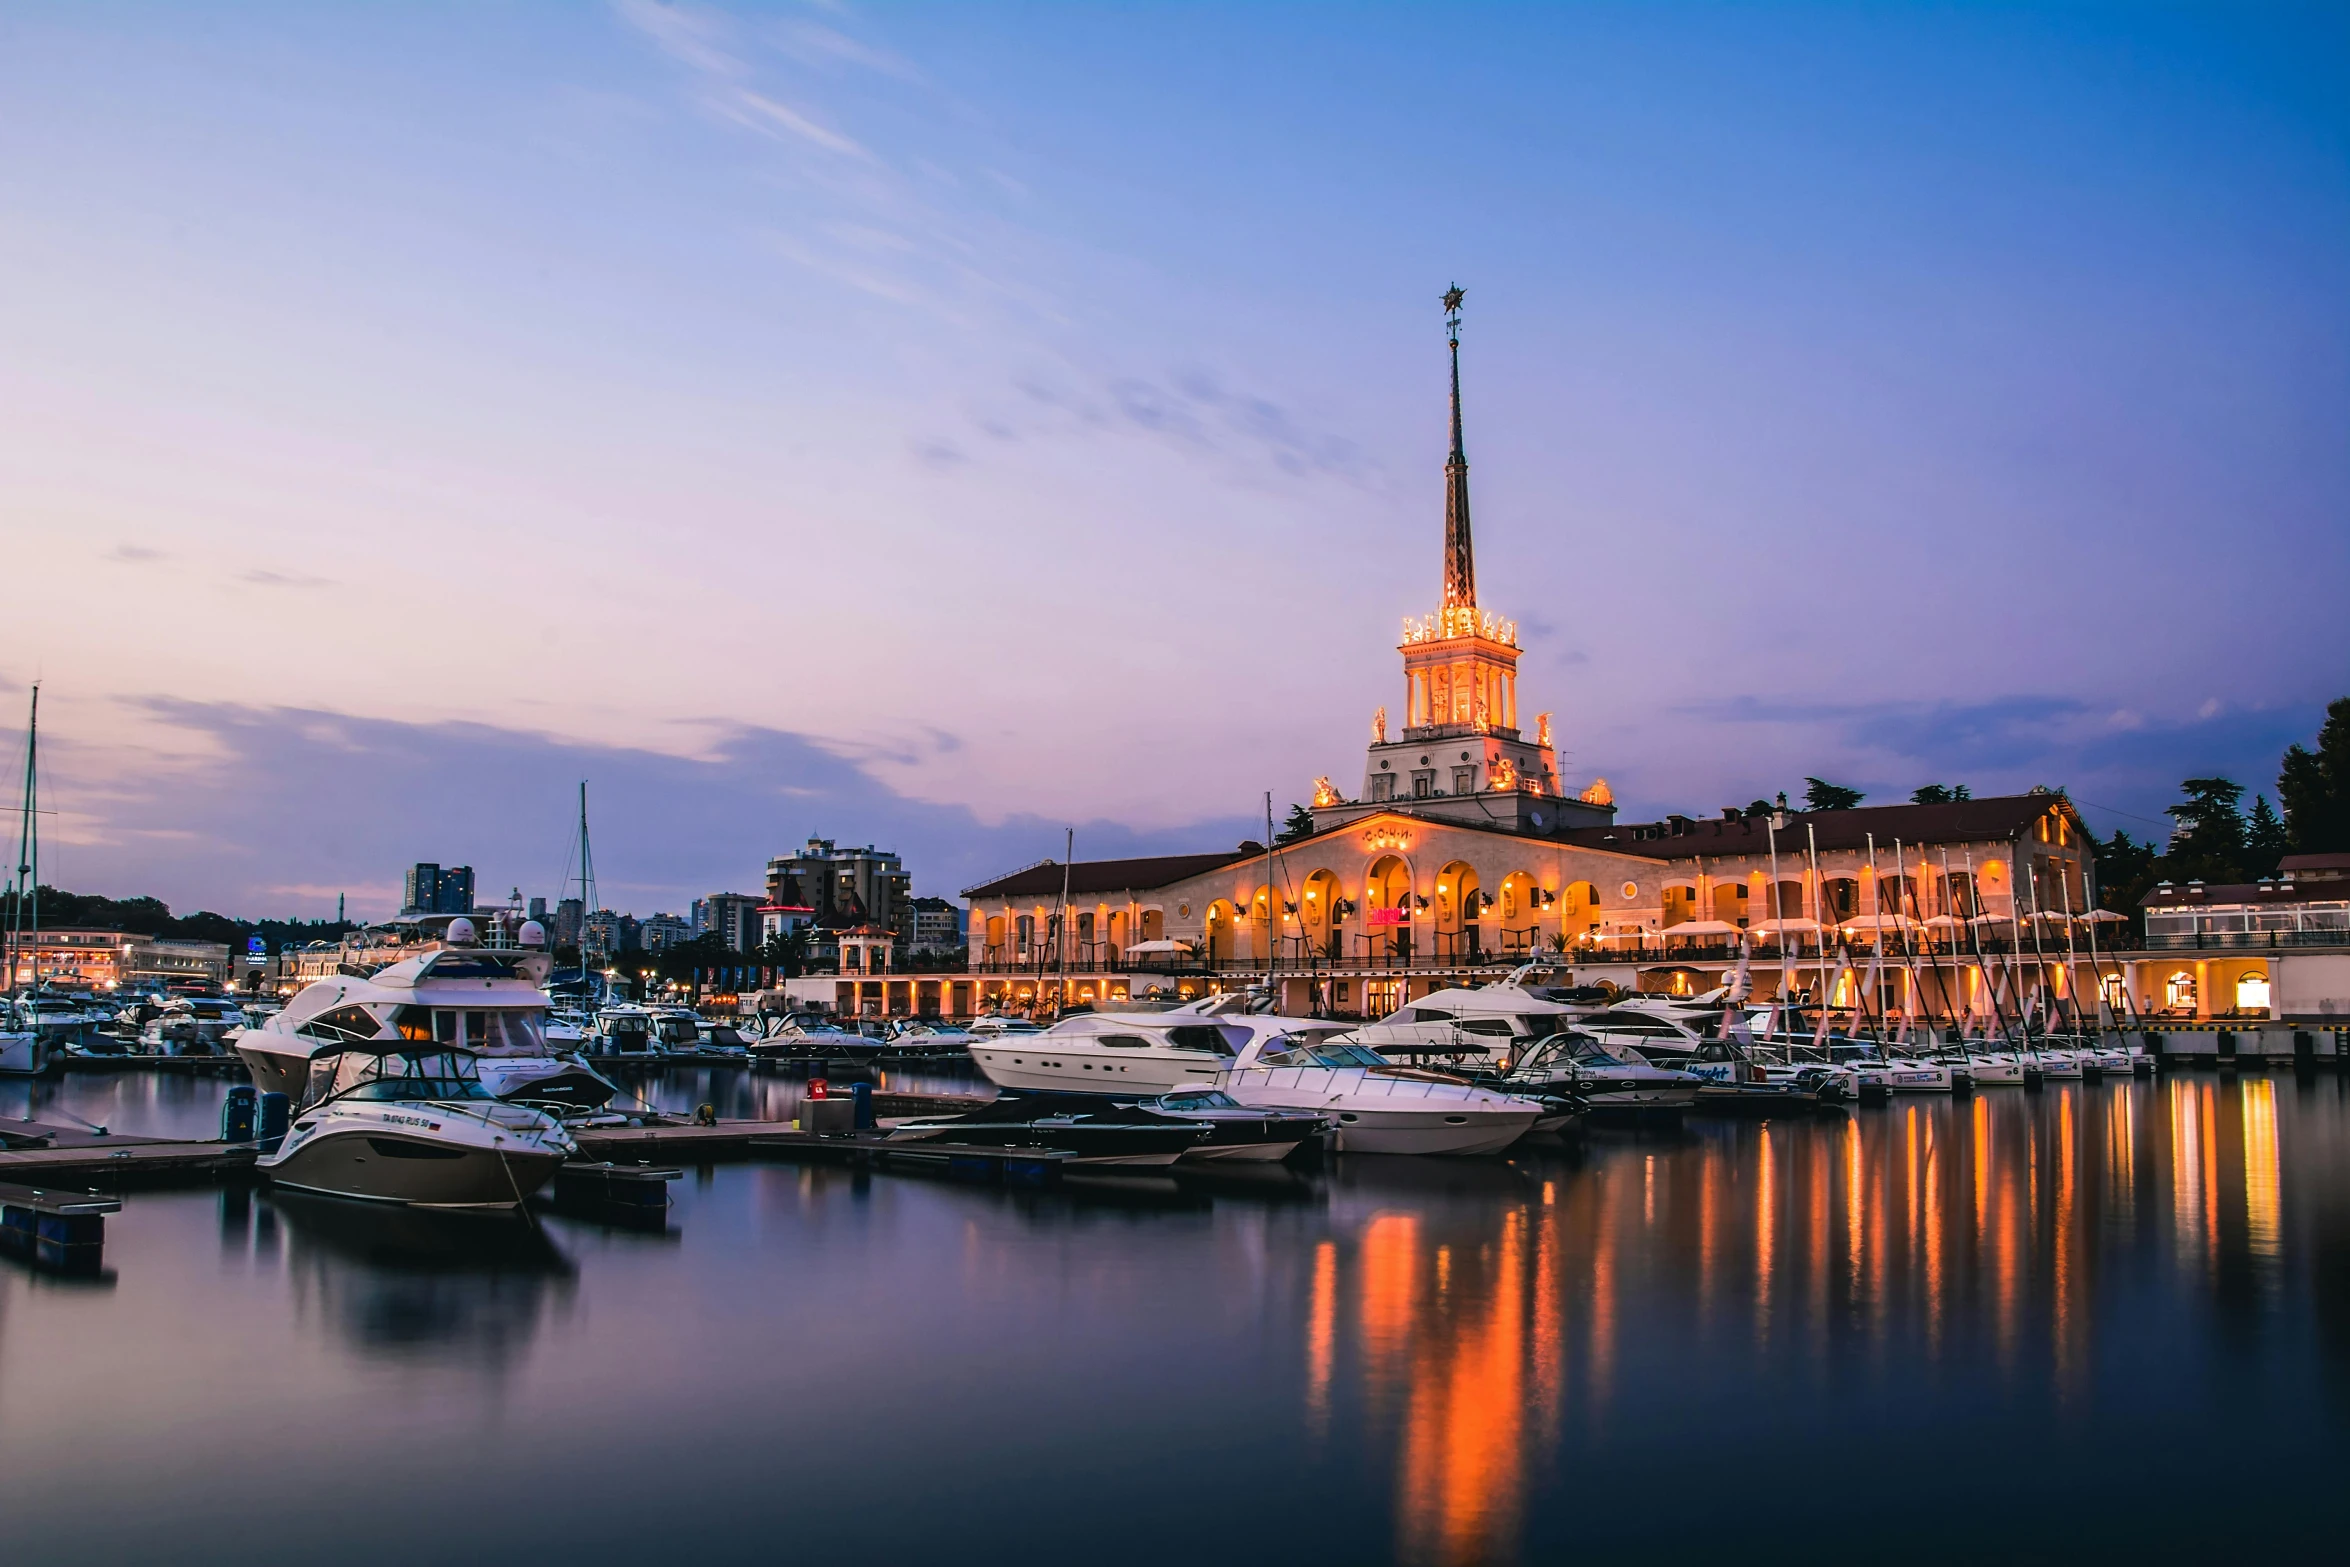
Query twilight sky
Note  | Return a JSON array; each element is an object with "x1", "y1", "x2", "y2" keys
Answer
[{"x1": 2, "y1": 2, "x2": 2344, "y2": 920}]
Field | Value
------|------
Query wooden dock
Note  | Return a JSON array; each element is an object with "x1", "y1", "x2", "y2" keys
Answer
[
  {"x1": 56, "y1": 1054, "x2": 249, "y2": 1076},
  {"x1": 0, "y1": 1135, "x2": 257, "y2": 1187},
  {"x1": 748, "y1": 1132, "x2": 1074, "y2": 1185},
  {"x1": 572, "y1": 1120, "x2": 800, "y2": 1159},
  {"x1": 0, "y1": 1088, "x2": 995, "y2": 1194}
]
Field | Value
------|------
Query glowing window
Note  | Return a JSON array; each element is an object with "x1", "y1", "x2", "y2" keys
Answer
[
  {"x1": 2165, "y1": 972, "x2": 2197, "y2": 1011},
  {"x1": 2235, "y1": 972, "x2": 2271, "y2": 1013}
]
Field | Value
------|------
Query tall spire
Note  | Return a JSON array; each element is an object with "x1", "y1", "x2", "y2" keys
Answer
[{"x1": 1441, "y1": 283, "x2": 1474, "y2": 612}]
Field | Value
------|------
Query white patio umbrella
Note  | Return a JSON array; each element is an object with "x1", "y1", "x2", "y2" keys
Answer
[{"x1": 1662, "y1": 919, "x2": 1744, "y2": 939}]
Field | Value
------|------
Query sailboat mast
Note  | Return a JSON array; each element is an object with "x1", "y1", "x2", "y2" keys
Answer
[
  {"x1": 1766, "y1": 816, "x2": 1786, "y2": 1032},
  {"x1": 1265, "y1": 792, "x2": 1277, "y2": 992},
  {"x1": 1056, "y1": 827, "x2": 1074, "y2": 1014},
  {"x1": 8, "y1": 685, "x2": 37, "y2": 998}
]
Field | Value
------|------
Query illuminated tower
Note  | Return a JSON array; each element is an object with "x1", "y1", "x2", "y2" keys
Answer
[{"x1": 1359, "y1": 287, "x2": 1568, "y2": 809}]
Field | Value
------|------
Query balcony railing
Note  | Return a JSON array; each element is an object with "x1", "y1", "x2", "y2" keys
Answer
[{"x1": 2129, "y1": 930, "x2": 2350, "y2": 952}]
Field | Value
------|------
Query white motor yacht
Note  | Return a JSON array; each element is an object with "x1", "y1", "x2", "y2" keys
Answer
[
  {"x1": 257, "y1": 1042, "x2": 576, "y2": 1209},
  {"x1": 968, "y1": 1012, "x2": 1255, "y2": 1095},
  {"x1": 140, "y1": 995, "x2": 246, "y2": 1054},
  {"x1": 746, "y1": 1013, "x2": 866, "y2": 1060},
  {"x1": 967, "y1": 1015, "x2": 1044, "y2": 1039},
  {"x1": 587, "y1": 1004, "x2": 659, "y2": 1055},
  {"x1": 13, "y1": 993, "x2": 95, "y2": 1051},
  {"x1": 645, "y1": 1006, "x2": 704, "y2": 1053},
  {"x1": 884, "y1": 1020, "x2": 977, "y2": 1056},
  {"x1": 1570, "y1": 1005, "x2": 1713, "y2": 1066},
  {"x1": 1221, "y1": 1027, "x2": 1544, "y2": 1156},
  {"x1": 237, "y1": 925, "x2": 616, "y2": 1110},
  {"x1": 1504, "y1": 1030, "x2": 1700, "y2": 1113},
  {"x1": 1348, "y1": 968, "x2": 1596, "y2": 1066}
]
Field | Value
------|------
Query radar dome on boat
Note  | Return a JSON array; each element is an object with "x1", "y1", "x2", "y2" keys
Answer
[
  {"x1": 446, "y1": 916, "x2": 479, "y2": 946},
  {"x1": 518, "y1": 919, "x2": 547, "y2": 948}
]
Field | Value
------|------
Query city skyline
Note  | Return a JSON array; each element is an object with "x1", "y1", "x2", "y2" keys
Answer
[{"x1": 3, "y1": 3, "x2": 2343, "y2": 919}]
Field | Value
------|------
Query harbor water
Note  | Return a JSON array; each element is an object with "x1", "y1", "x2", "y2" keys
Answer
[{"x1": 4, "y1": 1067, "x2": 2348, "y2": 1564}]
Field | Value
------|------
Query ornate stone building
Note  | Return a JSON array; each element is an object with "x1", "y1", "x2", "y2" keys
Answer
[{"x1": 956, "y1": 295, "x2": 2109, "y2": 1021}]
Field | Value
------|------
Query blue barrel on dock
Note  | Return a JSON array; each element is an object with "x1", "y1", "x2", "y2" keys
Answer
[
  {"x1": 256, "y1": 1091, "x2": 290, "y2": 1150},
  {"x1": 220, "y1": 1084, "x2": 258, "y2": 1143},
  {"x1": 851, "y1": 1081, "x2": 874, "y2": 1130}
]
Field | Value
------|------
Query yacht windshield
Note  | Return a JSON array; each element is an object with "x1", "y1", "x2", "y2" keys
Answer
[
  {"x1": 306, "y1": 1048, "x2": 491, "y2": 1107},
  {"x1": 1254, "y1": 1039, "x2": 1390, "y2": 1068},
  {"x1": 1562, "y1": 1033, "x2": 1633, "y2": 1068},
  {"x1": 342, "y1": 1075, "x2": 493, "y2": 1101},
  {"x1": 1157, "y1": 1089, "x2": 1240, "y2": 1109},
  {"x1": 1161, "y1": 1025, "x2": 1237, "y2": 1056}
]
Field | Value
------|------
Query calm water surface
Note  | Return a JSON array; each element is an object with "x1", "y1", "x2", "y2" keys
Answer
[{"x1": 4, "y1": 1067, "x2": 2347, "y2": 1565}]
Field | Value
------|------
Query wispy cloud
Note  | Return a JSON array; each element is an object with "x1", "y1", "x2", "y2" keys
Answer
[
  {"x1": 769, "y1": 18, "x2": 923, "y2": 82},
  {"x1": 240, "y1": 569, "x2": 332, "y2": 589},
  {"x1": 909, "y1": 437, "x2": 967, "y2": 471},
  {"x1": 610, "y1": 0, "x2": 743, "y2": 81},
  {"x1": 108, "y1": 543, "x2": 164, "y2": 564},
  {"x1": 1008, "y1": 368, "x2": 1374, "y2": 487},
  {"x1": 712, "y1": 87, "x2": 867, "y2": 158}
]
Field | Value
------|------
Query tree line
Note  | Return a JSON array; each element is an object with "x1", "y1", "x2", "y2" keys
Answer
[{"x1": 0, "y1": 885, "x2": 353, "y2": 953}]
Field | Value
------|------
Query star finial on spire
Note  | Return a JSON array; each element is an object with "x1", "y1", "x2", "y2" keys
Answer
[{"x1": 1442, "y1": 283, "x2": 1464, "y2": 341}]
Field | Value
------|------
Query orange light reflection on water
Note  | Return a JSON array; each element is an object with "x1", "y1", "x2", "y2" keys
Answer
[{"x1": 1308, "y1": 1079, "x2": 2292, "y2": 1565}]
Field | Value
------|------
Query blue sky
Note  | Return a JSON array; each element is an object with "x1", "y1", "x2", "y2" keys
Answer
[{"x1": 2, "y1": 3, "x2": 2343, "y2": 918}]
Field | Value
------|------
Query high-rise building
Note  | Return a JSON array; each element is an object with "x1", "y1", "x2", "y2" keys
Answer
[
  {"x1": 402, "y1": 863, "x2": 442, "y2": 916},
  {"x1": 528, "y1": 896, "x2": 547, "y2": 923},
  {"x1": 764, "y1": 839, "x2": 913, "y2": 941},
  {"x1": 553, "y1": 897, "x2": 584, "y2": 949},
  {"x1": 908, "y1": 896, "x2": 964, "y2": 955},
  {"x1": 401, "y1": 862, "x2": 478, "y2": 915},
  {"x1": 692, "y1": 892, "x2": 765, "y2": 953}
]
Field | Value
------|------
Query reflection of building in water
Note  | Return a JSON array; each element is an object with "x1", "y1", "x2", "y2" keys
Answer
[
  {"x1": 1302, "y1": 1083, "x2": 2298, "y2": 1562},
  {"x1": 260, "y1": 1194, "x2": 575, "y2": 1372},
  {"x1": 1314, "y1": 1186, "x2": 1562, "y2": 1567}
]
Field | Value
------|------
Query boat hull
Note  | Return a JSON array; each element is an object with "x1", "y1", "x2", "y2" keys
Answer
[
  {"x1": 0, "y1": 1032, "x2": 49, "y2": 1076},
  {"x1": 239, "y1": 1039, "x2": 312, "y2": 1098},
  {"x1": 473, "y1": 1055, "x2": 617, "y2": 1110},
  {"x1": 261, "y1": 1129, "x2": 567, "y2": 1209},
  {"x1": 1328, "y1": 1110, "x2": 1534, "y2": 1156},
  {"x1": 971, "y1": 1045, "x2": 1217, "y2": 1096},
  {"x1": 885, "y1": 1124, "x2": 1200, "y2": 1167}
]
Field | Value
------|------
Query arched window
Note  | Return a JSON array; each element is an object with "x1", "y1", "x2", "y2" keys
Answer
[
  {"x1": 2235, "y1": 971, "x2": 2271, "y2": 1014},
  {"x1": 2165, "y1": 971, "x2": 2197, "y2": 1012}
]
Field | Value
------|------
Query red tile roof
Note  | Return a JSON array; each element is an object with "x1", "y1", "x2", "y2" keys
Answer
[
  {"x1": 1554, "y1": 794, "x2": 2070, "y2": 862},
  {"x1": 962, "y1": 850, "x2": 1251, "y2": 900}
]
